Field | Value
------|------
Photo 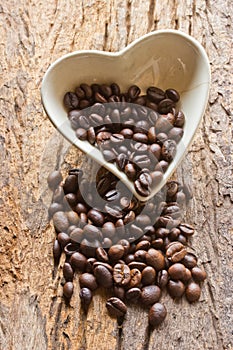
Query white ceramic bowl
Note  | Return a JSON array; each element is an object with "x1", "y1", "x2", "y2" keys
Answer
[{"x1": 41, "y1": 29, "x2": 211, "y2": 201}]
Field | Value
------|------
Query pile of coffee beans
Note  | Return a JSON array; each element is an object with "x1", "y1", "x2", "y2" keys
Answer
[
  {"x1": 64, "y1": 83, "x2": 185, "y2": 197},
  {"x1": 48, "y1": 166, "x2": 206, "y2": 327}
]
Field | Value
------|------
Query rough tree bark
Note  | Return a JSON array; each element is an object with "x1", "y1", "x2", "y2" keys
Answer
[{"x1": 0, "y1": 1, "x2": 232, "y2": 350}]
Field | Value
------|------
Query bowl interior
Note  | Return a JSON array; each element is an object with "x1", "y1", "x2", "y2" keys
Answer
[{"x1": 41, "y1": 30, "x2": 210, "y2": 201}]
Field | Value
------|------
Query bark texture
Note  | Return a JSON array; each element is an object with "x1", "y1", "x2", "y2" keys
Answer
[{"x1": 0, "y1": 1, "x2": 232, "y2": 349}]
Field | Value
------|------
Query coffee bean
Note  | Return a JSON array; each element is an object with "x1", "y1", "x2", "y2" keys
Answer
[
  {"x1": 135, "y1": 240, "x2": 151, "y2": 251},
  {"x1": 185, "y1": 282, "x2": 201, "y2": 302},
  {"x1": 182, "y1": 268, "x2": 192, "y2": 283},
  {"x1": 161, "y1": 139, "x2": 177, "y2": 162},
  {"x1": 102, "y1": 222, "x2": 116, "y2": 238},
  {"x1": 87, "y1": 209, "x2": 104, "y2": 226},
  {"x1": 79, "y1": 273, "x2": 98, "y2": 291},
  {"x1": 106, "y1": 297, "x2": 127, "y2": 318},
  {"x1": 165, "y1": 88, "x2": 180, "y2": 102},
  {"x1": 79, "y1": 287, "x2": 92, "y2": 312},
  {"x1": 47, "y1": 170, "x2": 63, "y2": 190},
  {"x1": 147, "y1": 87, "x2": 165, "y2": 103},
  {"x1": 168, "y1": 263, "x2": 186, "y2": 280},
  {"x1": 64, "y1": 92, "x2": 79, "y2": 110},
  {"x1": 141, "y1": 285, "x2": 161, "y2": 306},
  {"x1": 125, "y1": 163, "x2": 137, "y2": 181},
  {"x1": 141, "y1": 266, "x2": 156, "y2": 286},
  {"x1": 166, "y1": 242, "x2": 187, "y2": 263},
  {"x1": 111, "y1": 83, "x2": 121, "y2": 96},
  {"x1": 146, "y1": 249, "x2": 165, "y2": 271},
  {"x1": 70, "y1": 252, "x2": 87, "y2": 272},
  {"x1": 156, "y1": 270, "x2": 169, "y2": 289},
  {"x1": 174, "y1": 110, "x2": 185, "y2": 127},
  {"x1": 96, "y1": 247, "x2": 109, "y2": 262},
  {"x1": 63, "y1": 262, "x2": 74, "y2": 282},
  {"x1": 105, "y1": 204, "x2": 123, "y2": 219},
  {"x1": 129, "y1": 268, "x2": 142, "y2": 287},
  {"x1": 63, "y1": 282, "x2": 74, "y2": 299},
  {"x1": 53, "y1": 239, "x2": 62, "y2": 261},
  {"x1": 148, "y1": 126, "x2": 157, "y2": 143},
  {"x1": 128, "y1": 261, "x2": 147, "y2": 271},
  {"x1": 181, "y1": 253, "x2": 197, "y2": 269},
  {"x1": 57, "y1": 232, "x2": 71, "y2": 247},
  {"x1": 113, "y1": 263, "x2": 131, "y2": 286},
  {"x1": 53, "y1": 211, "x2": 69, "y2": 232},
  {"x1": 179, "y1": 223, "x2": 195, "y2": 237},
  {"x1": 94, "y1": 264, "x2": 113, "y2": 288},
  {"x1": 125, "y1": 287, "x2": 141, "y2": 302},
  {"x1": 149, "y1": 143, "x2": 161, "y2": 160},
  {"x1": 149, "y1": 303, "x2": 167, "y2": 327},
  {"x1": 76, "y1": 128, "x2": 87, "y2": 140},
  {"x1": 108, "y1": 244, "x2": 125, "y2": 261},
  {"x1": 120, "y1": 128, "x2": 133, "y2": 139},
  {"x1": 64, "y1": 242, "x2": 79, "y2": 256},
  {"x1": 158, "y1": 98, "x2": 175, "y2": 114},
  {"x1": 168, "y1": 279, "x2": 185, "y2": 298},
  {"x1": 128, "y1": 85, "x2": 141, "y2": 99},
  {"x1": 99, "y1": 84, "x2": 112, "y2": 98},
  {"x1": 191, "y1": 266, "x2": 207, "y2": 282},
  {"x1": 134, "y1": 249, "x2": 147, "y2": 262}
]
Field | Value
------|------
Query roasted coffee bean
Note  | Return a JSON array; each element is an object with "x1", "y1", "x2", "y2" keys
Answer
[
  {"x1": 63, "y1": 282, "x2": 74, "y2": 299},
  {"x1": 113, "y1": 263, "x2": 131, "y2": 286},
  {"x1": 146, "y1": 248, "x2": 165, "y2": 271},
  {"x1": 174, "y1": 110, "x2": 185, "y2": 127},
  {"x1": 138, "y1": 172, "x2": 152, "y2": 189},
  {"x1": 108, "y1": 244, "x2": 125, "y2": 261},
  {"x1": 148, "y1": 126, "x2": 157, "y2": 143},
  {"x1": 80, "y1": 83, "x2": 92, "y2": 99},
  {"x1": 120, "y1": 128, "x2": 134, "y2": 139},
  {"x1": 53, "y1": 212, "x2": 69, "y2": 232},
  {"x1": 181, "y1": 253, "x2": 197, "y2": 269},
  {"x1": 94, "y1": 265, "x2": 113, "y2": 288},
  {"x1": 63, "y1": 262, "x2": 74, "y2": 281},
  {"x1": 76, "y1": 128, "x2": 87, "y2": 140},
  {"x1": 105, "y1": 204, "x2": 123, "y2": 219},
  {"x1": 182, "y1": 268, "x2": 192, "y2": 283},
  {"x1": 99, "y1": 84, "x2": 112, "y2": 98},
  {"x1": 69, "y1": 228, "x2": 83, "y2": 243},
  {"x1": 168, "y1": 127, "x2": 183, "y2": 142},
  {"x1": 156, "y1": 270, "x2": 169, "y2": 289},
  {"x1": 134, "y1": 179, "x2": 150, "y2": 197},
  {"x1": 95, "y1": 247, "x2": 108, "y2": 262},
  {"x1": 79, "y1": 273, "x2": 98, "y2": 291},
  {"x1": 166, "y1": 181, "x2": 179, "y2": 198},
  {"x1": 141, "y1": 285, "x2": 161, "y2": 306},
  {"x1": 168, "y1": 280, "x2": 185, "y2": 299},
  {"x1": 177, "y1": 234, "x2": 187, "y2": 245},
  {"x1": 104, "y1": 189, "x2": 121, "y2": 202},
  {"x1": 155, "y1": 117, "x2": 172, "y2": 133},
  {"x1": 147, "y1": 87, "x2": 165, "y2": 103},
  {"x1": 185, "y1": 282, "x2": 201, "y2": 302},
  {"x1": 191, "y1": 266, "x2": 207, "y2": 282},
  {"x1": 67, "y1": 211, "x2": 79, "y2": 225},
  {"x1": 48, "y1": 202, "x2": 64, "y2": 217},
  {"x1": 168, "y1": 263, "x2": 186, "y2": 280},
  {"x1": 179, "y1": 223, "x2": 195, "y2": 237},
  {"x1": 128, "y1": 261, "x2": 147, "y2": 271},
  {"x1": 149, "y1": 303, "x2": 167, "y2": 327},
  {"x1": 94, "y1": 91, "x2": 107, "y2": 103},
  {"x1": 141, "y1": 266, "x2": 156, "y2": 286},
  {"x1": 102, "y1": 149, "x2": 117, "y2": 162},
  {"x1": 134, "y1": 249, "x2": 147, "y2": 262},
  {"x1": 166, "y1": 242, "x2": 187, "y2": 263},
  {"x1": 161, "y1": 139, "x2": 177, "y2": 162},
  {"x1": 47, "y1": 170, "x2": 62, "y2": 190},
  {"x1": 149, "y1": 143, "x2": 161, "y2": 160},
  {"x1": 79, "y1": 287, "x2": 92, "y2": 312},
  {"x1": 53, "y1": 239, "x2": 62, "y2": 261},
  {"x1": 133, "y1": 154, "x2": 151, "y2": 169},
  {"x1": 125, "y1": 287, "x2": 141, "y2": 302},
  {"x1": 83, "y1": 224, "x2": 102, "y2": 241},
  {"x1": 135, "y1": 240, "x2": 151, "y2": 251},
  {"x1": 125, "y1": 163, "x2": 137, "y2": 181},
  {"x1": 93, "y1": 261, "x2": 113, "y2": 272},
  {"x1": 64, "y1": 92, "x2": 79, "y2": 110},
  {"x1": 165, "y1": 88, "x2": 180, "y2": 102},
  {"x1": 87, "y1": 209, "x2": 105, "y2": 226},
  {"x1": 70, "y1": 252, "x2": 87, "y2": 271},
  {"x1": 168, "y1": 228, "x2": 181, "y2": 241},
  {"x1": 135, "y1": 214, "x2": 151, "y2": 227},
  {"x1": 128, "y1": 85, "x2": 141, "y2": 99},
  {"x1": 133, "y1": 132, "x2": 148, "y2": 143},
  {"x1": 158, "y1": 98, "x2": 175, "y2": 114},
  {"x1": 106, "y1": 297, "x2": 127, "y2": 318},
  {"x1": 102, "y1": 221, "x2": 116, "y2": 238},
  {"x1": 57, "y1": 232, "x2": 71, "y2": 247},
  {"x1": 111, "y1": 83, "x2": 121, "y2": 96},
  {"x1": 129, "y1": 268, "x2": 142, "y2": 287}
]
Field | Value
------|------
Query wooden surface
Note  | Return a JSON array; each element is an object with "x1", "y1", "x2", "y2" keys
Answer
[{"x1": 0, "y1": 1, "x2": 232, "y2": 349}]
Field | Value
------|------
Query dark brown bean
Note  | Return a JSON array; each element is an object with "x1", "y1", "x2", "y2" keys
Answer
[
  {"x1": 79, "y1": 273, "x2": 98, "y2": 291},
  {"x1": 141, "y1": 285, "x2": 161, "y2": 306},
  {"x1": 70, "y1": 252, "x2": 87, "y2": 272},
  {"x1": 166, "y1": 242, "x2": 187, "y2": 263},
  {"x1": 146, "y1": 248, "x2": 165, "y2": 271},
  {"x1": 185, "y1": 282, "x2": 201, "y2": 302},
  {"x1": 94, "y1": 265, "x2": 113, "y2": 288},
  {"x1": 63, "y1": 262, "x2": 74, "y2": 281},
  {"x1": 167, "y1": 279, "x2": 185, "y2": 298},
  {"x1": 113, "y1": 263, "x2": 131, "y2": 286},
  {"x1": 168, "y1": 263, "x2": 186, "y2": 280},
  {"x1": 47, "y1": 170, "x2": 63, "y2": 190},
  {"x1": 149, "y1": 303, "x2": 167, "y2": 327},
  {"x1": 53, "y1": 211, "x2": 69, "y2": 232},
  {"x1": 63, "y1": 282, "x2": 74, "y2": 299},
  {"x1": 191, "y1": 266, "x2": 207, "y2": 282},
  {"x1": 141, "y1": 266, "x2": 156, "y2": 286},
  {"x1": 106, "y1": 297, "x2": 127, "y2": 318},
  {"x1": 79, "y1": 287, "x2": 92, "y2": 312}
]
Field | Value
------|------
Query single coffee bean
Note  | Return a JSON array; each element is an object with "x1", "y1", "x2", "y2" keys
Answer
[
  {"x1": 148, "y1": 303, "x2": 167, "y2": 327},
  {"x1": 129, "y1": 268, "x2": 142, "y2": 287},
  {"x1": 102, "y1": 221, "x2": 116, "y2": 238},
  {"x1": 182, "y1": 268, "x2": 192, "y2": 283},
  {"x1": 69, "y1": 227, "x2": 83, "y2": 243},
  {"x1": 108, "y1": 244, "x2": 125, "y2": 261},
  {"x1": 47, "y1": 170, "x2": 63, "y2": 190},
  {"x1": 181, "y1": 253, "x2": 197, "y2": 269},
  {"x1": 179, "y1": 223, "x2": 195, "y2": 237},
  {"x1": 63, "y1": 282, "x2": 74, "y2": 299},
  {"x1": 128, "y1": 85, "x2": 141, "y2": 99},
  {"x1": 94, "y1": 91, "x2": 107, "y2": 103},
  {"x1": 57, "y1": 232, "x2": 71, "y2": 247},
  {"x1": 70, "y1": 252, "x2": 87, "y2": 272},
  {"x1": 141, "y1": 266, "x2": 156, "y2": 286},
  {"x1": 168, "y1": 127, "x2": 183, "y2": 142},
  {"x1": 67, "y1": 211, "x2": 79, "y2": 225},
  {"x1": 63, "y1": 262, "x2": 74, "y2": 282},
  {"x1": 94, "y1": 265, "x2": 113, "y2": 288},
  {"x1": 145, "y1": 248, "x2": 165, "y2": 271},
  {"x1": 125, "y1": 287, "x2": 141, "y2": 302},
  {"x1": 141, "y1": 285, "x2": 161, "y2": 306},
  {"x1": 174, "y1": 110, "x2": 185, "y2": 127},
  {"x1": 134, "y1": 179, "x2": 150, "y2": 197},
  {"x1": 166, "y1": 242, "x2": 187, "y2": 263},
  {"x1": 158, "y1": 98, "x2": 175, "y2": 114},
  {"x1": 165, "y1": 88, "x2": 180, "y2": 102},
  {"x1": 133, "y1": 132, "x2": 148, "y2": 144},
  {"x1": 105, "y1": 204, "x2": 123, "y2": 219},
  {"x1": 128, "y1": 261, "x2": 147, "y2": 271},
  {"x1": 83, "y1": 224, "x2": 102, "y2": 241},
  {"x1": 80, "y1": 83, "x2": 93, "y2": 99},
  {"x1": 79, "y1": 287, "x2": 92, "y2": 312},
  {"x1": 156, "y1": 270, "x2": 169, "y2": 289},
  {"x1": 48, "y1": 202, "x2": 64, "y2": 217},
  {"x1": 135, "y1": 240, "x2": 151, "y2": 251},
  {"x1": 161, "y1": 139, "x2": 177, "y2": 162},
  {"x1": 79, "y1": 273, "x2": 98, "y2": 291},
  {"x1": 64, "y1": 92, "x2": 79, "y2": 110},
  {"x1": 155, "y1": 117, "x2": 172, "y2": 133},
  {"x1": 147, "y1": 87, "x2": 165, "y2": 103},
  {"x1": 191, "y1": 266, "x2": 207, "y2": 282},
  {"x1": 76, "y1": 128, "x2": 87, "y2": 140},
  {"x1": 53, "y1": 239, "x2": 62, "y2": 261},
  {"x1": 106, "y1": 297, "x2": 127, "y2": 318},
  {"x1": 134, "y1": 249, "x2": 147, "y2": 262},
  {"x1": 113, "y1": 263, "x2": 131, "y2": 286},
  {"x1": 168, "y1": 263, "x2": 186, "y2": 280},
  {"x1": 149, "y1": 143, "x2": 161, "y2": 160},
  {"x1": 125, "y1": 163, "x2": 137, "y2": 181},
  {"x1": 96, "y1": 247, "x2": 109, "y2": 263},
  {"x1": 120, "y1": 128, "x2": 134, "y2": 139},
  {"x1": 111, "y1": 83, "x2": 121, "y2": 95},
  {"x1": 99, "y1": 84, "x2": 112, "y2": 98},
  {"x1": 87, "y1": 209, "x2": 105, "y2": 226},
  {"x1": 168, "y1": 279, "x2": 185, "y2": 298},
  {"x1": 53, "y1": 211, "x2": 69, "y2": 232},
  {"x1": 166, "y1": 181, "x2": 179, "y2": 198},
  {"x1": 185, "y1": 282, "x2": 201, "y2": 302},
  {"x1": 148, "y1": 126, "x2": 157, "y2": 143}
]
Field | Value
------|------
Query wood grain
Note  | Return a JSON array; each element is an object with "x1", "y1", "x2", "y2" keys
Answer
[{"x1": 0, "y1": 0, "x2": 232, "y2": 349}]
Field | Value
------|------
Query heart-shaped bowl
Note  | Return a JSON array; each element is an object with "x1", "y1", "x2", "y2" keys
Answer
[{"x1": 41, "y1": 29, "x2": 211, "y2": 201}]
